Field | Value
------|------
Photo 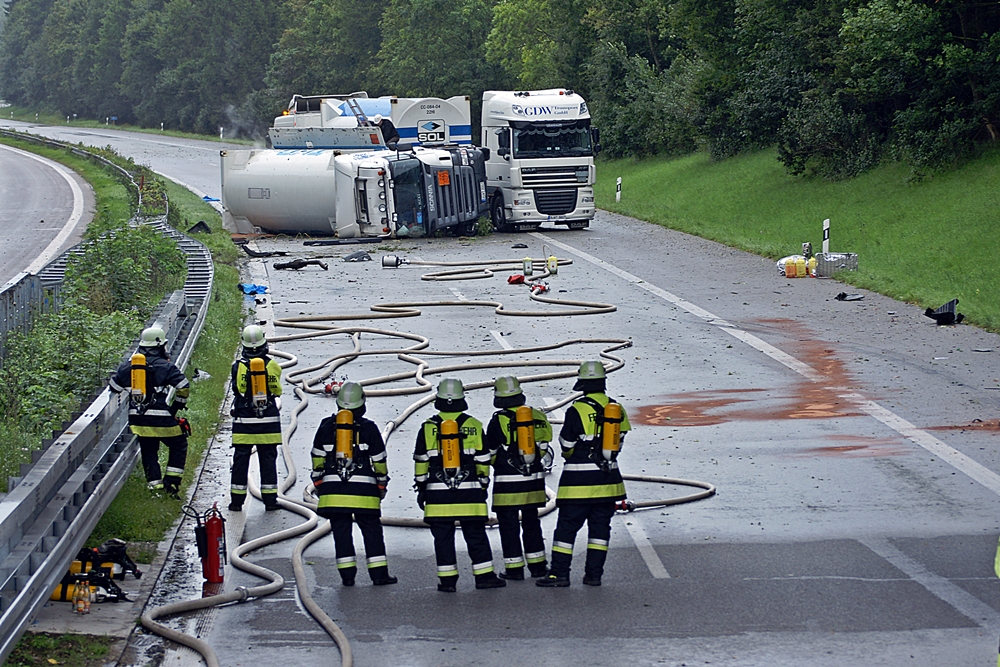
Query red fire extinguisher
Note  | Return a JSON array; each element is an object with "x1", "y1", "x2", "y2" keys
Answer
[{"x1": 187, "y1": 503, "x2": 227, "y2": 583}]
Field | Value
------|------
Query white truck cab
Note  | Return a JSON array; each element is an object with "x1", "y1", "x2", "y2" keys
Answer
[{"x1": 481, "y1": 89, "x2": 599, "y2": 232}]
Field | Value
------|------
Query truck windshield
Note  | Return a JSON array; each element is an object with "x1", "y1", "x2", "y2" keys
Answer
[
  {"x1": 511, "y1": 120, "x2": 592, "y2": 159},
  {"x1": 388, "y1": 157, "x2": 427, "y2": 238}
]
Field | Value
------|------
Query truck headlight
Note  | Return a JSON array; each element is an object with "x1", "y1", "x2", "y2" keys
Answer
[
  {"x1": 514, "y1": 198, "x2": 532, "y2": 206},
  {"x1": 379, "y1": 203, "x2": 386, "y2": 212},
  {"x1": 378, "y1": 191, "x2": 385, "y2": 200},
  {"x1": 582, "y1": 196, "x2": 594, "y2": 203}
]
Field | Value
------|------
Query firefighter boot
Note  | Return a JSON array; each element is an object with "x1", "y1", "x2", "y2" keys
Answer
[
  {"x1": 528, "y1": 562, "x2": 549, "y2": 578},
  {"x1": 437, "y1": 576, "x2": 458, "y2": 593},
  {"x1": 475, "y1": 573, "x2": 506, "y2": 590},
  {"x1": 228, "y1": 494, "x2": 244, "y2": 512},
  {"x1": 163, "y1": 476, "x2": 181, "y2": 499},
  {"x1": 341, "y1": 567, "x2": 357, "y2": 587},
  {"x1": 536, "y1": 572, "x2": 570, "y2": 587},
  {"x1": 499, "y1": 567, "x2": 524, "y2": 581},
  {"x1": 370, "y1": 566, "x2": 398, "y2": 586}
]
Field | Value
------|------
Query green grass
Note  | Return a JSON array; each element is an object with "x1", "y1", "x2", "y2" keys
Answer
[
  {"x1": 90, "y1": 184, "x2": 243, "y2": 561},
  {"x1": 597, "y1": 147, "x2": 1000, "y2": 332},
  {"x1": 2, "y1": 105, "x2": 254, "y2": 144},
  {"x1": 5, "y1": 632, "x2": 114, "y2": 667}
]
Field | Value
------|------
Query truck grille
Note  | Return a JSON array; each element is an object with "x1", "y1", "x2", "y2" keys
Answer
[
  {"x1": 521, "y1": 166, "x2": 587, "y2": 187},
  {"x1": 535, "y1": 189, "x2": 578, "y2": 215}
]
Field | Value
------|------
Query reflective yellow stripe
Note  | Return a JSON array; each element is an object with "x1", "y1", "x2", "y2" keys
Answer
[
  {"x1": 492, "y1": 491, "x2": 547, "y2": 506},
  {"x1": 557, "y1": 483, "x2": 625, "y2": 500},
  {"x1": 587, "y1": 543, "x2": 609, "y2": 551},
  {"x1": 317, "y1": 494, "x2": 380, "y2": 510},
  {"x1": 232, "y1": 433, "x2": 283, "y2": 445},
  {"x1": 131, "y1": 425, "x2": 182, "y2": 437},
  {"x1": 424, "y1": 503, "x2": 488, "y2": 518},
  {"x1": 552, "y1": 544, "x2": 574, "y2": 555},
  {"x1": 415, "y1": 461, "x2": 429, "y2": 476}
]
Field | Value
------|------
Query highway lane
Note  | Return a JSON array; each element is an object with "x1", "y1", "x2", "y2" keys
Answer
[
  {"x1": 7, "y1": 122, "x2": 999, "y2": 666},
  {"x1": 0, "y1": 142, "x2": 93, "y2": 285}
]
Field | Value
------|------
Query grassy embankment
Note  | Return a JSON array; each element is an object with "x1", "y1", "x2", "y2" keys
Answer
[
  {"x1": 0, "y1": 135, "x2": 243, "y2": 559},
  {"x1": 89, "y1": 181, "x2": 242, "y2": 560},
  {"x1": 596, "y1": 147, "x2": 1000, "y2": 332}
]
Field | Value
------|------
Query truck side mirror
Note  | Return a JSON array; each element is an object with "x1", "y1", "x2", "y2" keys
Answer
[{"x1": 497, "y1": 146, "x2": 509, "y2": 159}]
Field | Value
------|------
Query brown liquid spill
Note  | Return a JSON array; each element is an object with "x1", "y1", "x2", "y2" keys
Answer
[
  {"x1": 635, "y1": 318, "x2": 863, "y2": 427},
  {"x1": 925, "y1": 420, "x2": 1000, "y2": 432},
  {"x1": 799, "y1": 435, "x2": 909, "y2": 457}
]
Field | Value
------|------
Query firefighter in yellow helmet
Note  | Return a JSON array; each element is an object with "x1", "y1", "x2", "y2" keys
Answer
[
  {"x1": 311, "y1": 382, "x2": 397, "y2": 586},
  {"x1": 413, "y1": 378, "x2": 505, "y2": 592},
  {"x1": 538, "y1": 361, "x2": 630, "y2": 588},
  {"x1": 108, "y1": 327, "x2": 191, "y2": 497},
  {"x1": 486, "y1": 376, "x2": 553, "y2": 579},
  {"x1": 229, "y1": 325, "x2": 283, "y2": 511}
]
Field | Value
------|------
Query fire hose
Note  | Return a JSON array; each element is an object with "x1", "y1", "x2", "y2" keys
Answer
[{"x1": 140, "y1": 255, "x2": 716, "y2": 667}]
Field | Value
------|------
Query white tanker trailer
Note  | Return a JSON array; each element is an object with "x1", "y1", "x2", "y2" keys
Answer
[{"x1": 221, "y1": 145, "x2": 489, "y2": 238}]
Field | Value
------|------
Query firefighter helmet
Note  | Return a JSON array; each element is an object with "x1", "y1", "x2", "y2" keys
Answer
[
  {"x1": 373, "y1": 114, "x2": 383, "y2": 124},
  {"x1": 139, "y1": 327, "x2": 167, "y2": 348},
  {"x1": 241, "y1": 325, "x2": 267, "y2": 351},
  {"x1": 437, "y1": 378, "x2": 465, "y2": 401},
  {"x1": 337, "y1": 382, "x2": 366, "y2": 410},
  {"x1": 494, "y1": 376, "x2": 522, "y2": 398},
  {"x1": 577, "y1": 361, "x2": 606, "y2": 380}
]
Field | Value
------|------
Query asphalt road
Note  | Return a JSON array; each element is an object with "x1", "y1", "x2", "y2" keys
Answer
[
  {"x1": 7, "y1": 121, "x2": 1000, "y2": 667},
  {"x1": 0, "y1": 141, "x2": 93, "y2": 285}
]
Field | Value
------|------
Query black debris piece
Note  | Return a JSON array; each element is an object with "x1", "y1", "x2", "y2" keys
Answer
[
  {"x1": 273, "y1": 258, "x2": 329, "y2": 270},
  {"x1": 303, "y1": 237, "x2": 382, "y2": 246},
  {"x1": 187, "y1": 220, "x2": 212, "y2": 234},
  {"x1": 512, "y1": 243, "x2": 528, "y2": 249},
  {"x1": 344, "y1": 250, "x2": 372, "y2": 262},
  {"x1": 835, "y1": 292, "x2": 864, "y2": 301},
  {"x1": 238, "y1": 243, "x2": 287, "y2": 258},
  {"x1": 925, "y1": 299, "x2": 964, "y2": 325}
]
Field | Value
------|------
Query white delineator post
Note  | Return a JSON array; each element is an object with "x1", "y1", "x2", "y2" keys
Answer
[
  {"x1": 822, "y1": 218, "x2": 830, "y2": 254},
  {"x1": 616, "y1": 177, "x2": 622, "y2": 202}
]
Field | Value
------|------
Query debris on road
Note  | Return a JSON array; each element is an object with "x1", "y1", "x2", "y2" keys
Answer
[
  {"x1": 273, "y1": 258, "x2": 329, "y2": 270},
  {"x1": 835, "y1": 292, "x2": 864, "y2": 301},
  {"x1": 343, "y1": 251, "x2": 372, "y2": 262},
  {"x1": 237, "y1": 283, "x2": 267, "y2": 294},
  {"x1": 925, "y1": 299, "x2": 964, "y2": 325}
]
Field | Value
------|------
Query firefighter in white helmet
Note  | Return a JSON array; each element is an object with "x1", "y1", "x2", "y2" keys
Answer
[
  {"x1": 413, "y1": 378, "x2": 505, "y2": 592},
  {"x1": 311, "y1": 382, "x2": 397, "y2": 586},
  {"x1": 537, "y1": 361, "x2": 630, "y2": 588},
  {"x1": 229, "y1": 325, "x2": 283, "y2": 511},
  {"x1": 108, "y1": 327, "x2": 191, "y2": 497},
  {"x1": 486, "y1": 376, "x2": 553, "y2": 580}
]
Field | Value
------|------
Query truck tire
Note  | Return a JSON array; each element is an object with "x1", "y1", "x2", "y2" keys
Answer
[{"x1": 490, "y1": 196, "x2": 512, "y2": 233}]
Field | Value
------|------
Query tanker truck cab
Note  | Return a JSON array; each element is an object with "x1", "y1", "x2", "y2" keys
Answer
[{"x1": 482, "y1": 89, "x2": 598, "y2": 232}]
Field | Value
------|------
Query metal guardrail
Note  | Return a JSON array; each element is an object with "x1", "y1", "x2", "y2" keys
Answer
[
  {"x1": 0, "y1": 273, "x2": 58, "y2": 360},
  {"x1": 0, "y1": 133, "x2": 215, "y2": 662}
]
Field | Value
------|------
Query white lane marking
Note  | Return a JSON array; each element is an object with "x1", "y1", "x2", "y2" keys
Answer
[
  {"x1": 490, "y1": 330, "x2": 513, "y2": 350},
  {"x1": 861, "y1": 537, "x2": 1000, "y2": 629},
  {"x1": 0, "y1": 144, "x2": 87, "y2": 274},
  {"x1": 542, "y1": 396, "x2": 565, "y2": 423},
  {"x1": 449, "y1": 287, "x2": 467, "y2": 301},
  {"x1": 618, "y1": 515, "x2": 671, "y2": 579},
  {"x1": 532, "y1": 231, "x2": 1000, "y2": 497}
]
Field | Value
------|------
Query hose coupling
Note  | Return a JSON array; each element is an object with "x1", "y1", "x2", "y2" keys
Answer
[
  {"x1": 234, "y1": 586, "x2": 250, "y2": 601},
  {"x1": 615, "y1": 500, "x2": 635, "y2": 513}
]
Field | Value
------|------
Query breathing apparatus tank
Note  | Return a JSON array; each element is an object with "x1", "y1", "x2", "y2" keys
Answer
[
  {"x1": 514, "y1": 405, "x2": 536, "y2": 465},
  {"x1": 249, "y1": 357, "x2": 268, "y2": 416},
  {"x1": 439, "y1": 419, "x2": 463, "y2": 488},
  {"x1": 601, "y1": 402, "x2": 623, "y2": 461},
  {"x1": 130, "y1": 353, "x2": 148, "y2": 406},
  {"x1": 335, "y1": 408, "x2": 355, "y2": 478}
]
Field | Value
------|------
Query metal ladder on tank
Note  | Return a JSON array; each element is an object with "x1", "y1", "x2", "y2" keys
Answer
[{"x1": 345, "y1": 98, "x2": 373, "y2": 126}]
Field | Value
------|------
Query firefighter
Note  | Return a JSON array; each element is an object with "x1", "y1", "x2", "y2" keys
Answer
[
  {"x1": 486, "y1": 376, "x2": 553, "y2": 580},
  {"x1": 108, "y1": 326, "x2": 191, "y2": 497},
  {"x1": 372, "y1": 114, "x2": 400, "y2": 150},
  {"x1": 311, "y1": 382, "x2": 397, "y2": 586},
  {"x1": 229, "y1": 325, "x2": 283, "y2": 511},
  {"x1": 537, "y1": 361, "x2": 631, "y2": 587},
  {"x1": 414, "y1": 378, "x2": 505, "y2": 592}
]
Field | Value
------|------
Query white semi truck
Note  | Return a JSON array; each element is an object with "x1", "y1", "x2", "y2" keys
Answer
[
  {"x1": 221, "y1": 93, "x2": 488, "y2": 237},
  {"x1": 481, "y1": 89, "x2": 599, "y2": 232}
]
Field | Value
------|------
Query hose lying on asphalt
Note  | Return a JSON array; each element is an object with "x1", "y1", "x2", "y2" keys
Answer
[{"x1": 139, "y1": 256, "x2": 715, "y2": 667}]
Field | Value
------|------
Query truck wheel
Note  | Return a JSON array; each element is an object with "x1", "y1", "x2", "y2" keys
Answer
[
  {"x1": 491, "y1": 196, "x2": 512, "y2": 232},
  {"x1": 458, "y1": 219, "x2": 478, "y2": 236}
]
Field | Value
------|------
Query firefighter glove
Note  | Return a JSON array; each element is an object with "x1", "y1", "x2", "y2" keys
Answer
[
  {"x1": 177, "y1": 417, "x2": 192, "y2": 437},
  {"x1": 378, "y1": 485, "x2": 387, "y2": 500},
  {"x1": 479, "y1": 476, "x2": 490, "y2": 490}
]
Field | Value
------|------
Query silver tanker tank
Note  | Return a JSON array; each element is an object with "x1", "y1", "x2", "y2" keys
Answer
[{"x1": 221, "y1": 145, "x2": 489, "y2": 238}]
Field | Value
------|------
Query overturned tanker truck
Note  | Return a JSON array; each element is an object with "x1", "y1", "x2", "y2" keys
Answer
[{"x1": 221, "y1": 93, "x2": 488, "y2": 238}]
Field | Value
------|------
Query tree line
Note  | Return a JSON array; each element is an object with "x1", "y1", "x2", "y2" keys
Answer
[{"x1": 1, "y1": 0, "x2": 997, "y2": 178}]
